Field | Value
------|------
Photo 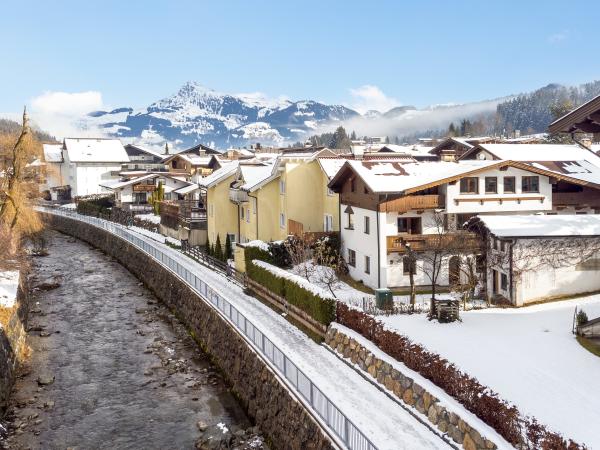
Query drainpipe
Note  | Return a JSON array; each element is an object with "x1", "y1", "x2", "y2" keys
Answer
[
  {"x1": 509, "y1": 239, "x2": 514, "y2": 305},
  {"x1": 249, "y1": 192, "x2": 259, "y2": 240},
  {"x1": 237, "y1": 204, "x2": 241, "y2": 243}
]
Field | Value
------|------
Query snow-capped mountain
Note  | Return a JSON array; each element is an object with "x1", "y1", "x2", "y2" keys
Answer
[{"x1": 80, "y1": 82, "x2": 359, "y2": 149}]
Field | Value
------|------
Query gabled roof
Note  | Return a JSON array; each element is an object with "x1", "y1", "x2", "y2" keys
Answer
[
  {"x1": 476, "y1": 214, "x2": 600, "y2": 238},
  {"x1": 174, "y1": 184, "x2": 200, "y2": 195},
  {"x1": 177, "y1": 143, "x2": 221, "y2": 156},
  {"x1": 124, "y1": 143, "x2": 165, "y2": 158},
  {"x1": 328, "y1": 159, "x2": 600, "y2": 195},
  {"x1": 100, "y1": 173, "x2": 195, "y2": 190},
  {"x1": 63, "y1": 138, "x2": 129, "y2": 163},
  {"x1": 43, "y1": 143, "x2": 63, "y2": 163},
  {"x1": 239, "y1": 160, "x2": 278, "y2": 192},
  {"x1": 198, "y1": 162, "x2": 239, "y2": 188},
  {"x1": 429, "y1": 136, "x2": 492, "y2": 155},
  {"x1": 460, "y1": 143, "x2": 600, "y2": 166},
  {"x1": 548, "y1": 95, "x2": 600, "y2": 134}
]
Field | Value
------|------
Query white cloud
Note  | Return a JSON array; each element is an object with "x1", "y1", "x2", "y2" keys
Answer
[
  {"x1": 348, "y1": 85, "x2": 401, "y2": 114},
  {"x1": 548, "y1": 30, "x2": 569, "y2": 43},
  {"x1": 28, "y1": 90, "x2": 107, "y2": 139}
]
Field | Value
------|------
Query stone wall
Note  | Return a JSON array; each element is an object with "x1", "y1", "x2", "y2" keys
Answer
[
  {"x1": 44, "y1": 213, "x2": 334, "y2": 450},
  {"x1": 325, "y1": 327, "x2": 498, "y2": 450},
  {"x1": 0, "y1": 271, "x2": 31, "y2": 414}
]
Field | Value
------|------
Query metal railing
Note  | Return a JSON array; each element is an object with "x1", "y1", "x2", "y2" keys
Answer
[{"x1": 40, "y1": 207, "x2": 378, "y2": 450}]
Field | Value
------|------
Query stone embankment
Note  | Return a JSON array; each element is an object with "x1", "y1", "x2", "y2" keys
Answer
[
  {"x1": 43, "y1": 213, "x2": 335, "y2": 450},
  {"x1": 325, "y1": 326, "x2": 499, "y2": 450}
]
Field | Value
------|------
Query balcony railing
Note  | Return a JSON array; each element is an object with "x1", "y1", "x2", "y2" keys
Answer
[
  {"x1": 229, "y1": 188, "x2": 249, "y2": 203},
  {"x1": 379, "y1": 194, "x2": 444, "y2": 213},
  {"x1": 386, "y1": 232, "x2": 481, "y2": 253}
]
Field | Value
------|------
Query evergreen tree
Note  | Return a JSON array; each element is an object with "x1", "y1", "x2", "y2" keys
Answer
[
  {"x1": 350, "y1": 130, "x2": 357, "y2": 140},
  {"x1": 206, "y1": 235, "x2": 211, "y2": 256},
  {"x1": 225, "y1": 234, "x2": 233, "y2": 260},
  {"x1": 385, "y1": 136, "x2": 390, "y2": 144},
  {"x1": 448, "y1": 123, "x2": 456, "y2": 137},
  {"x1": 329, "y1": 126, "x2": 352, "y2": 150},
  {"x1": 214, "y1": 234, "x2": 224, "y2": 261}
]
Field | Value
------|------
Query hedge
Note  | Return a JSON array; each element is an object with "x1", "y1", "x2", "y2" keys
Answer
[
  {"x1": 336, "y1": 302, "x2": 586, "y2": 450},
  {"x1": 245, "y1": 246, "x2": 335, "y2": 326}
]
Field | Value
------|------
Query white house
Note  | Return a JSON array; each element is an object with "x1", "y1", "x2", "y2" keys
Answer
[
  {"x1": 471, "y1": 214, "x2": 600, "y2": 305},
  {"x1": 328, "y1": 159, "x2": 600, "y2": 291}
]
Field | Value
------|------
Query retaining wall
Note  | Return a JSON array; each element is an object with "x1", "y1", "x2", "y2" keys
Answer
[
  {"x1": 44, "y1": 213, "x2": 334, "y2": 450},
  {"x1": 325, "y1": 326, "x2": 498, "y2": 450}
]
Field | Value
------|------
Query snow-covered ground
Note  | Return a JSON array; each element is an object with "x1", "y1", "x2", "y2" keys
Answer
[
  {"x1": 0, "y1": 271, "x2": 19, "y2": 309},
  {"x1": 134, "y1": 213, "x2": 161, "y2": 225},
  {"x1": 379, "y1": 296, "x2": 600, "y2": 448},
  {"x1": 56, "y1": 211, "x2": 449, "y2": 450},
  {"x1": 129, "y1": 226, "x2": 180, "y2": 247}
]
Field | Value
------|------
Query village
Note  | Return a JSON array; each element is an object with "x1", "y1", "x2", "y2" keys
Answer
[{"x1": 6, "y1": 96, "x2": 594, "y2": 449}]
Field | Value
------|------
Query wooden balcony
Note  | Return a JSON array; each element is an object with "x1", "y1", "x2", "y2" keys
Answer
[
  {"x1": 386, "y1": 232, "x2": 481, "y2": 254},
  {"x1": 379, "y1": 194, "x2": 444, "y2": 213}
]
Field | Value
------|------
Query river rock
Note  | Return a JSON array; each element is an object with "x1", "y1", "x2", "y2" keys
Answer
[{"x1": 36, "y1": 374, "x2": 55, "y2": 386}]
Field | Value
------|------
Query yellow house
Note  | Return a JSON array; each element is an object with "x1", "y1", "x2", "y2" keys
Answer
[{"x1": 202, "y1": 150, "x2": 342, "y2": 249}]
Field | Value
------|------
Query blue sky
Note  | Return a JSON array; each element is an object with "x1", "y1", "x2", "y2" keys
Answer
[{"x1": 1, "y1": 0, "x2": 599, "y2": 115}]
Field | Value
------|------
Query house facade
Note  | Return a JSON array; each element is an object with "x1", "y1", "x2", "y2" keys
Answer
[
  {"x1": 470, "y1": 215, "x2": 600, "y2": 305},
  {"x1": 328, "y1": 159, "x2": 600, "y2": 291}
]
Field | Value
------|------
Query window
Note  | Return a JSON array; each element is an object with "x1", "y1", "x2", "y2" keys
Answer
[
  {"x1": 246, "y1": 208, "x2": 250, "y2": 223},
  {"x1": 227, "y1": 233, "x2": 236, "y2": 245},
  {"x1": 576, "y1": 211, "x2": 588, "y2": 215},
  {"x1": 403, "y1": 256, "x2": 416, "y2": 275},
  {"x1": 280, "y1": 213, "x2": 286, "y2": 228},
  {"x1": 500, "y1": 240, "x2": 506, "y2": 252},
  {"x1": 240, "y1": 208, "x2": 245, "y2": 220},
  {"x1": 364, "y1": 216, "x2": 370, "y2": 234},
  {"x1": 503, "y1": 176, "x2": 515, "y2": 194},
  {"x1": 485, "y1": 177, "x2": 497, "y2": 194},
  {"x1": 348, "y1": 249, "x2": 356, "y2": 267},
  {"x1": 501, "y1": 273, "x2": 508, "y2": 291},
  {"x1": 460, "y1": 177, "x2": 479, "y2": 194},
  {"x1": 324, "y1": 214, "x2": 334, "y2": 232},
  {"x1": 346, "y1": 212, "x2": 354, "y2": 229},
  {"x1": 364, "y1": 256, "x2": 370, "y2": 274},
  {"x1": 522, "y1": 176, "x2": 539, "y2": 193},
  {"x1": 279, "y1": 180, "x2": 286, "y2": 195},
  {"x1": 397, "y1": 217, "x2": 422, "y2": 234}
]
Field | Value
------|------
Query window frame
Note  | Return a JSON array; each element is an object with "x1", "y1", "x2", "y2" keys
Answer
[
  {"x1": 501, "y1": 273, "x2": 508, "y2": 291},
  {"x1": 364, "y1": 216, "x2": 370, "y2": 234},
  {"x1": 522, "y1": 176, "x2": 540, "y2": 193},
  {"x1": 364, "y1": 255, "x2": 370, "y2": 274},
  {"x1": 348, "y1": 249, "x2": 356, "y2": 267},
  {"x1": 484, "y1": 176, "x2": 498, "y2": 194},
  {"x1": 459, "y1": 177, "x2": 479, "y2": 194},
  {"x1": 503, "y1": 176, "x2": 516, "y2": 194},
  {"x1": 280, "y1": 213, "x2": 286, "y2": 228}
]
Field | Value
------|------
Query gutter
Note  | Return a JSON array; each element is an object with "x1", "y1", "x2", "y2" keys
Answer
[
  {"x1": 509, "y1": 239, "x2": 514, "y2": 305},
  {"x1": 377, "y1": 196, "x2": 384, "y2": 288}
]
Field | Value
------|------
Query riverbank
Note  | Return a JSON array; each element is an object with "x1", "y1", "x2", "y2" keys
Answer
[{"x1": 2, "y1": 231, "x2": 261, "y2": 449}]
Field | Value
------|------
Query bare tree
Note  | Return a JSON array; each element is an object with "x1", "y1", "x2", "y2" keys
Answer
[
  {"x1": 284, "y1": 235, "x2": 315, "y2": 281},
  {"x1": 312, "y1": 239, "x2": 346, "y2": 299}
]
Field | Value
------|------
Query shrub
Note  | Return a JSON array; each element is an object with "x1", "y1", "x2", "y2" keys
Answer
[
  {"x1": 576, "y1": 310, "x2": 588, "y2": 327},
  {"x1": 225, "y1": 234, "x2": 233, "y2": 260},
  {"x1": 335, "y1": 302, "x2": 586, "y2": 449},
  {"x1": 268, "y1": 240, "x2": 292, "y2": 267},
  {"x1": 214, "y1": 234, "x2": 224, "y2": 261}
]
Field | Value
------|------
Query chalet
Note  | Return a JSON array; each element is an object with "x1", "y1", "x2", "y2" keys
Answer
[
  {"x1": 469, "y1": 215, "x2": 600, "y2": 305},
  {"x1": 328, "y1": 159, "x2": 600, "y2": 290},
  {"x1": 100, "y1": 173, "x2": 197, "y2": 213},
  {"x1": 549, "y1": 94, "x2": 600, "y2": 142},
  {"x1": 429, "y1": 136, "x2": 496, "y2": 161},
  {"x1": 122, "y1": 144, "x2": 167, "y2": 172},
  {"x1": 162, "y1": 153, "x2": 222, "y2": 182}
]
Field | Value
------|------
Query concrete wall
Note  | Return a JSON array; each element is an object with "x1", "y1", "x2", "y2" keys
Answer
[{"x1": 45, "y1": 214, "x2": 334, "y2": 450}]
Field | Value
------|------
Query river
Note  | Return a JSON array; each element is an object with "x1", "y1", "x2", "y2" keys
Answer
[{"x1": 2, "y1": 231, "x2": 261, "y2": 450}]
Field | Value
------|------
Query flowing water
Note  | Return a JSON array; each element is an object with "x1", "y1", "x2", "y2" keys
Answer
[{"x1": 3, "y1": 231, "x2": 255, "y2": 449}]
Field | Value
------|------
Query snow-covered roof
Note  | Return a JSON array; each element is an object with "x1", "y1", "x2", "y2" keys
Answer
[
  {"x1": 529, "y1": 160, "x2": 600, "y2": 185},
  {"x1": 198, "y1": 162, "x2": 239, "y2": 188},
  {"x1": 471, "y1": 144, "x2": 600, "y2": 166},
  {"x1": 240, "y1": 161, "x2": 278, "y2": 192},
  {"x1": 43, "y1": 144, "x2": 63, "y2": 163},
  {"x1": 479, "y1": 214, "x2": 600, "y2": 238},
  {"x1": 64, "y1": 138, "x2": 129, "y2": 163},
  {"x1": 332, "y1": 160, "x2": 498, "y2": 194},
  {"x1": 174, "y1": 183, "x2": 200, "y2": 195},
  {"x1": 318, "y1": 158, "x2": 347, "y2": 180},
  {"x1": 100, "y1": 173, "x2": 156, "y2": 190},
  {"x1": 380, "y1": 144, "x2": 436, "y2": 156}
]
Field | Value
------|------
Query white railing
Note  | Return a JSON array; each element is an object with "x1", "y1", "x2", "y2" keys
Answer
[{"x1": 40, "y1": 207, "x2": 377, "y2": 450}]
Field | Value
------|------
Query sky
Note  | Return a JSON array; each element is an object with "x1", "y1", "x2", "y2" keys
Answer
[{"x1": 1, "y1": 0, "x2": 599, "y2": 120}]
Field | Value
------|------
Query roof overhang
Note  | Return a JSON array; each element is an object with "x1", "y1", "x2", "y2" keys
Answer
[{"x1": 548, "y1": 95, "x2": 600, "y2": 134}]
